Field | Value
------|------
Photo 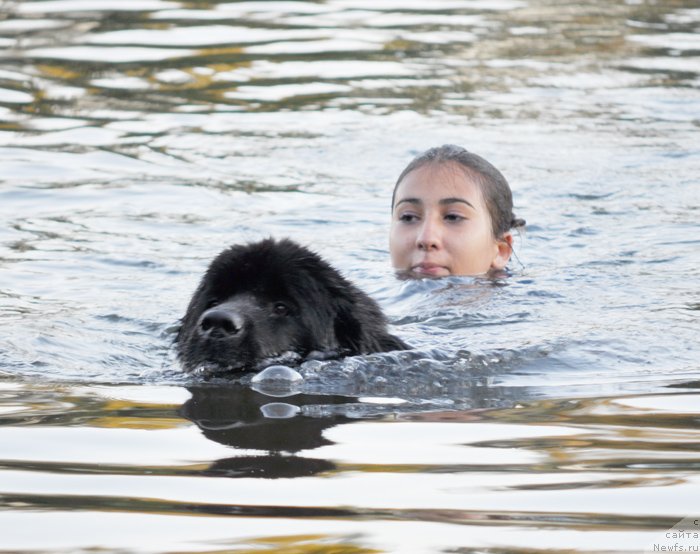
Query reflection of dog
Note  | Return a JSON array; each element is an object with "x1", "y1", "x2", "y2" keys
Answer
[
  {"x1": 176, "y1": 238, "x2": 408, "y2": 374},
  {"x1": 179, "y1": 385, "x2": 357, "y2": 478}
]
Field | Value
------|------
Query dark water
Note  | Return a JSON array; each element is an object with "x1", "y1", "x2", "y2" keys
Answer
[{"x1": 1, "y1": 1, "x2": 699, "y2": 552}]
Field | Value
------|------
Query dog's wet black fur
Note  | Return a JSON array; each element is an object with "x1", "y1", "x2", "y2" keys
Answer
[{"x1": 176, "y1": 238, "x2": 408, "y2": 374}]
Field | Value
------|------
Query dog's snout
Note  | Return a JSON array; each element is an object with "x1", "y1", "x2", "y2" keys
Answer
[{"x1": 199, "y1": 309, "x2": 244, "y2": 336}]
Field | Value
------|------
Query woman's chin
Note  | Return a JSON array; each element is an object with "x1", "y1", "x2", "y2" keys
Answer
[{"x1": 394, "y1": 265, "x2": 451, "y2": 279}]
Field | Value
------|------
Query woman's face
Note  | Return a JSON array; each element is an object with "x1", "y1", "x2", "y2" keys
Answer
[{"x1": 389, "y1": 162, "x2": 512, "y2": 278}]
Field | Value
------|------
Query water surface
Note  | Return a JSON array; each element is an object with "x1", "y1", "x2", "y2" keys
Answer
[{"x1": 1, "y1": 0, "x2": 699, "y2": 552}]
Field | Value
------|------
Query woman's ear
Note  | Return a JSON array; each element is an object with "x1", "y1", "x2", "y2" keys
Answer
[{"x1": 490, "y1": 232, "x2": 513, "y2": 270}]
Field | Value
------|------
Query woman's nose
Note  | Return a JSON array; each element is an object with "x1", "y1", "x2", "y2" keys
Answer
[{"x1": 416, "y1": 219, "x2": 441, "y2": 250}]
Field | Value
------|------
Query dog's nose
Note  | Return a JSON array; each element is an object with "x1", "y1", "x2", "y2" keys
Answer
[{"x1": 199, "y1": 309, "x2": 243, "y2": 336}]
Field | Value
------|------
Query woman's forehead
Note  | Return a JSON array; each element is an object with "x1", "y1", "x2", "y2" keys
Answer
[{"x1": 396, "y1": 162, "x2": 485, "y2": 201}]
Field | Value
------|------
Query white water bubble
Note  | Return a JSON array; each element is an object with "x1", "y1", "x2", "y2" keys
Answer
[
  {"x1": 260, "y1": 402, "x2": 301, "y2": 419},
  {"x1": 251, "y1": 365, "x2": 304, "y2": 397},
  {"x1": 252, "y1": 364, "x2": 303, "y2": 384}
]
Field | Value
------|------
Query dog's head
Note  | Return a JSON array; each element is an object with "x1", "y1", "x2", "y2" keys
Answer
[{"x1": 176, "y1": 239, "x2": 407, "y2": 374}]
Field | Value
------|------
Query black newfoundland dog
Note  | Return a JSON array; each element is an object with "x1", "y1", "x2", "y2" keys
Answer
[{"x1": 176, "y1": 238, "x2": 408, "y2": 374}]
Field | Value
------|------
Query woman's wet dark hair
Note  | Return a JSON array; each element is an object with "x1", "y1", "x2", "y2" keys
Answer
[{"x1": 392, "y1": 144, "x2": 526, "y2": 238}]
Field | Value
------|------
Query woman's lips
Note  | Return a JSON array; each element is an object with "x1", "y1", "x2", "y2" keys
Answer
[{"x1": 411, "y1": 263, "x2": 449, "y2": 276}]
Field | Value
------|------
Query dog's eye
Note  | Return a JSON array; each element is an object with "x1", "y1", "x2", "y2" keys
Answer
[{"x1": 272, "y1": 302, "x2": 290, "y2": 316}]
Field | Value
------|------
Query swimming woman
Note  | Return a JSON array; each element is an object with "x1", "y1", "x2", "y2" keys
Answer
[{"x1": 390, "y1": 144, "x2": 525, "y2": 278}]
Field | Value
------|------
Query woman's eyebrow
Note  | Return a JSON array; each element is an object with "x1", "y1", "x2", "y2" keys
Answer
[
  {"x1": 395, "y1": 197, "x2": 422, "y2": 207},
  {"x1": 439, "y1": 197, "x2": 476, "y2": 209},
  {"x1": 396, "y1": 197, "x2": 476, "y2": 209}
]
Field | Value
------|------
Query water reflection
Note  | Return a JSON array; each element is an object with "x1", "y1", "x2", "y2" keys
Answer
[
  {"x1": 180, "y1": 384, "x2": 355, "y2": 478},
  {"x1": 1, "y1": 0, "x2": 698, "y2": 124},
  {"x1": 1, "y1": 383, "x2": 697, "y2": 547}
]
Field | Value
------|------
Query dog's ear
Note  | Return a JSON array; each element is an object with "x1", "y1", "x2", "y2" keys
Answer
[
  {"x1": 333, "y1": 300, "x2": 365, "y2": 354},
  {"x1": 333, "y1": 297, "x2": 408, "y2": 355},
  {"x1": 376, "y1": 333, "x2": 410, "y2": 352}
]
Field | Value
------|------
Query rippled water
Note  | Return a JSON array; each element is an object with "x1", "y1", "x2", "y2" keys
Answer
[{"x1": 1, "y1": 1, "x2": 699, "y2": 552}]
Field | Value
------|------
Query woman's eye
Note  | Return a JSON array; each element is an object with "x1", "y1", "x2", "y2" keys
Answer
[
  {"x1": 398, "y1": 213, "x2": 419, "y2": 223},
  {"x1": 272, "y1": 302, "x2": 290, "y2": 316},
  {"x1": 444, "y1": 213, "x2": 466, "y2": 222}
]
